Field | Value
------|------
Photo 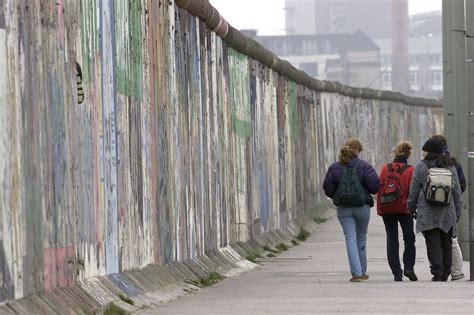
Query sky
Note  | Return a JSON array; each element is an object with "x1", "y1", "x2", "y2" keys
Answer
[{"x1": 209, "y1": 0, "x2": 442, "y2": 36}]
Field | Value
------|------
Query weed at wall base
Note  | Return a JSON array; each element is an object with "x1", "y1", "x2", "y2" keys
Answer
[
  {"x1": 187, "y1": 272, "x2": 225, "y2": 288},
  {"x1": 118, "y1": 294, "x2": 134, "y2": 305},
  {"x1": 314, "y1": 217, "x2": 329, "y2": 224},
  {"x1": 276, "y1": 243, "x2": 289, "y2": 251},
  {"x1": 104, "y1": 303, "x2": 127, "y2": 315},
  {"x1": 296, "y1": 228, "x2": 310, "y2": 241}
]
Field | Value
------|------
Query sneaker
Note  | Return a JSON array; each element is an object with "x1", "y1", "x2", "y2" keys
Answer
[
  {"x1": 394, "y1": 275, "x2": 403, "y2": 281},
  {"x1": 350, "y1": 276, "x2": 364, "y2": 282},
  {"x1": 404, "y1": 270, "x2": 418, "y2": 281},
  {"x1": 451, "y1": 273, "x2": 464, "y2": 281},
  {"x1": 360, "y1": 274, "x2": 369, "y2": 280}
]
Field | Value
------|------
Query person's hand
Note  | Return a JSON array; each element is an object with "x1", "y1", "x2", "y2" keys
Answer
[{"x1": 410, "y1": 210, "x2": 417, "y2": 220}]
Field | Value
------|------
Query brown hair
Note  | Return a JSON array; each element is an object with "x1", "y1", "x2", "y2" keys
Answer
[
  {"x1": 393, "y1": 141, "x2": 413, "y2": 160},
  {"x1": 339, "y1": 138, "x2": 363, "y2": 164}
]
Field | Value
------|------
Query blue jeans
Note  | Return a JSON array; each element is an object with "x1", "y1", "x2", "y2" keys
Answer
[{"x1": 337, "y1": 205, "x2": 371, "y2": 277}]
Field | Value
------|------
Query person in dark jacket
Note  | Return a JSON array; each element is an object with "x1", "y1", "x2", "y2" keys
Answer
[
  {"x1": 377, "y1": 141, "x2": 417, "y2": 281},
  {"x1": 323, "y1": 138, "x2": 380, "y2": 282},
  {"x1": 407, "y1": 138, "x2": 463, "y2": 281},
  {"x1": 430, "y1": 134, "x2": 465, "y2": 280}
]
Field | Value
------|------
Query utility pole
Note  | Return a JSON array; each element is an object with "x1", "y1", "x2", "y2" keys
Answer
[
  {"x1": 465, "y1": 0, "x2": 474, "y2": 280},
  {"x1": 443, "y1": 0, "x2": 470, "y2": 260}
]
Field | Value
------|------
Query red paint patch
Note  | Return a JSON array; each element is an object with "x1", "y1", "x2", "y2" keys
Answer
[{"x1": 43, "y1": 245, "x2": 76, "y2": 292}]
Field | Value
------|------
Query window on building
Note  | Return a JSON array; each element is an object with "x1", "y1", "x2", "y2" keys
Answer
[
  {"x1": 300, "y1": 62, "x2": 319, "y2": 78},
  {"x1": 409, "y1": 71, "x2": 418, "y2": 86},
  {"x1": 430, "y1": 71, "x2": 442, "y2": 85},
  {"x1": 381, "y1": 56, "x2": 391, "y2": 65},
  {"x1": 410, "y1": 55, "x2": 420, "y2": 64},
  {"x1": 382, "y1": 72, "x2": 391, "y2": 85},
  {"x1": 430, "y1": 54, "x2": 442, "y2": 64}
]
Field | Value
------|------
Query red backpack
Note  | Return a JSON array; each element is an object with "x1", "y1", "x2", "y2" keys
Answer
[{"x1": 378, "y1": 163, "x2": 411, "y2": 211}]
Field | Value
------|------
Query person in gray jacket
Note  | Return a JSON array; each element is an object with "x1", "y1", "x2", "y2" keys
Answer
[{"x1": 407, "y1": 138, "x2": 463, "y2": 281}]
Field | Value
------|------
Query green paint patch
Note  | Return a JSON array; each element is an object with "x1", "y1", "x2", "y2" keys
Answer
[
  {"x1": 114, "y1": 0, "x2": 143, "y2": 100},
  {"x1": 188, "y1": 272, "x2": 225, "y2": 288},
  {"x1": 228, "y1": 48, "x2": 251, "y2": 139},
  {"x1": 314, "y1": 217, "x2": 329, "y2": 224},
  {"x1": 233, "y1": 118, "x2": 252, "y2": 138},
  {"x1": 104, "y1": 303, "x2": 127, "y2": 315},
  {"x1": 296, "y1": 228, "x2": 310, "y2": 241},
  {"x1": 118, "y1": 294, "x2": 134, "y2": 306},
  {"x1": 80, "y1": 0, "x2": 99, "y2": 82},
  {"x1": 276, "y1": 243, "x2": 290, "y2": 251}
]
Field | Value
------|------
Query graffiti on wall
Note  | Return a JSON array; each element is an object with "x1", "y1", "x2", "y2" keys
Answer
[{"x1": 0, "y1": 0, "x2": 442, "y2": 303}]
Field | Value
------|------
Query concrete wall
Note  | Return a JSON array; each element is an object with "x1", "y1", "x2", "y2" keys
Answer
[{"x1": 0, "y1": 0, "x2": 442, "y2": 306}]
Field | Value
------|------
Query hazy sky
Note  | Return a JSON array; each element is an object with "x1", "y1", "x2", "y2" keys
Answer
[{"x1": 210, "y1": 0, "x2": 442, "y2": 35}]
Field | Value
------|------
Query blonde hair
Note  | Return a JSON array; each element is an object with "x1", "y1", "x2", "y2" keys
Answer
[
  {"x1": 339, "y1": 138, "x2": 363, "y2": 164},
  {"x1": 394, "y1": 141, "x2": 413, "y2": 160}
]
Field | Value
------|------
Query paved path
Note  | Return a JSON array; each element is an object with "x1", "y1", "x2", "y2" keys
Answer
[{"x1": 141, "y1": 210, "x2": 474, "y2": 314}]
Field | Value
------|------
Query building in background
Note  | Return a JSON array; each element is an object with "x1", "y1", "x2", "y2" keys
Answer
[
  {"x1": 244, "y1": 30, "x2": 381, "y2": 89},
  {"x1": 284, "y1": 0, "x2": 392, "y2": 38},
  {"x1": 282, "y1": 0, "x2": 442, "y2": 99}
]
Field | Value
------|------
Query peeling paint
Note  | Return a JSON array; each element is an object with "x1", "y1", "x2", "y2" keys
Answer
[{"x1": 0, "y1": 1, "x2": 442, "y2": 303}]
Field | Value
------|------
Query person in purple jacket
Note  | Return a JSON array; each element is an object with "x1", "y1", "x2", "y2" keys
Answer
[{"x1": 323, "y1": 138, "x2": 380, "y2": 282}]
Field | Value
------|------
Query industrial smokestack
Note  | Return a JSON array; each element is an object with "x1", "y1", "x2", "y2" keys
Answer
[{"x1": 391, "y1": 0, "x2": 410, "y2": 93}]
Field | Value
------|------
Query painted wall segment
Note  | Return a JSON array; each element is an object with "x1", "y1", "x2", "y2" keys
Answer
[{"x1": 0, "y1": 0, "x2": 442, "y2": 304}]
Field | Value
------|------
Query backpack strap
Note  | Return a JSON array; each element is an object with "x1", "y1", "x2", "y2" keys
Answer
[
  {"x1": 387, "y1": 163, "x2": 393, "y2": 172},
  {"x1": 397, "y1": 164, "x2": 411, "y2": 175},
  {"x1": 422, "y1": 160, "x2": 431, "y2": 169}
]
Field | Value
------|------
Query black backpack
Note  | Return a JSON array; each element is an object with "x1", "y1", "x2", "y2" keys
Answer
[{"x1": 333, "y1": 165, "x2": 366, "y2": 207}]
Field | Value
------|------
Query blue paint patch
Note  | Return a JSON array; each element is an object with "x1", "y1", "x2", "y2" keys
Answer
[{"x1": 108, "y1": 273, "x2": 140, "y2": 297}]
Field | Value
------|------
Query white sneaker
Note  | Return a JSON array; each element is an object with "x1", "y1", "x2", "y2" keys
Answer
[{"x1": 451, "y1": 273, "x2": 464, "y2": 281}]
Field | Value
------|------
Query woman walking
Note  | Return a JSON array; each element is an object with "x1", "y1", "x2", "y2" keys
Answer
[
  {"x1": 430, "y1": 135, "x2": 465, "y2": 280},
  {"x1": 323, "y1": 139, "x2": 380, "y2": 282},
  {"x1": 407, "y1": 138, "x2": 463, "y2": 281},
  {"x1": 377, "y1": 141, "x2": 417, "y2": 281}
]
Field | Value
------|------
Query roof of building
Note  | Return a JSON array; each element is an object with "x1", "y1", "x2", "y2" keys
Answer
[
  {"x1": 254, "y1": 30, "x2": 380, "y2": 57},
  {"x1": 336, "y1": 30, "x2": 380, "y2": 52}
]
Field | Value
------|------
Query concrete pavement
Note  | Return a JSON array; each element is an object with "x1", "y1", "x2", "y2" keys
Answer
[{"x1": 141, "y1": 210, "x2": 474, "y2": 314}]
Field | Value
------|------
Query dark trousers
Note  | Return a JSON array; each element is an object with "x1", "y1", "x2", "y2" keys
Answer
[
  {"x1": 422, "y1": 228, "x2": 453, "y2": 277},
  {"x1": 382, "y1": 214, "x2": 416, "y2": 276}
]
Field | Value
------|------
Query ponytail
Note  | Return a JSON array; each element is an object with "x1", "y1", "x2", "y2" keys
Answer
[
  {"x1": 339, "y1": 138, "x2": 363, "y2": 164},
  {"x1": 339, "y1": 147, "x2": 353, "y2": 164}
]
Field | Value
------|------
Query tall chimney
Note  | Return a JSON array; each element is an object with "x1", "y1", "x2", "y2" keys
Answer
[{"x1": 391, "y1": 0, "x2": 410, "y2": 93}]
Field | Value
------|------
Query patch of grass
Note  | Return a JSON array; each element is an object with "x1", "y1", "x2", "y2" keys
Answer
[
  {"x1": 296, "y1": 228, "x2": 310, "y2": 241},
  {"x1": 291, "y1": 239, "x2": 299, "y2": 246},
  {"x1": 276, "y1": 243, "x2": 289, "y2": 251},
  {"x1": 314, "y1": 217, "x2": 329, "y2": 224},
  {"x1": 104, "y1": 303, "x2": 127, "y2": 315},
  {"x1": 201, "y1": 272, "x2": 225, "y2": 286},
  {"x1": 266, "y1": 253, "x2": 276, "y2": 258},
  {"x1": 118, "y1": 294, "x2": 134, "y2": 306},
  {"x1": 263, "y1": 245, "x2": 281, "y2": 254},
  {"x1": 189, "y1": 272, "x2": 225, "y2": 287},
  {"x1": 246, "y1": 253, "x2": 262, "y2": 263}
]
